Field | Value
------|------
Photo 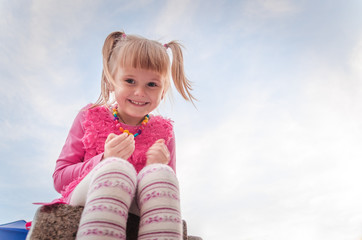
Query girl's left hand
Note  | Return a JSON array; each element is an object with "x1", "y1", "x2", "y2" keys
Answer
[{"x1": 146, "y1": 139, "x2": 170, "y2": 165}]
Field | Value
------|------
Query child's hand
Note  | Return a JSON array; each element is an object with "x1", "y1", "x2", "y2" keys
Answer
[
  {"x1": 146, "y1": 139, "x2": 170, "y2": 165},
  {"x1": 103, "y1": 133, "x2": 135, "y2": 160}
]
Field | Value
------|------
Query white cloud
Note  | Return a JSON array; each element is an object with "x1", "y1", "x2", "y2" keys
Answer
[
  {"x1": 242, "y1": 0, "x2": 299, "y2": 19},
  {"x1": 0, "y1": 1, "x2": 100, "y2": 133},
  {"x1": 1, "y1": 1, "x2": 362, "y2": 239},
  {"x1": 222, "y1": 0, "x2": 300, "y2": 38},
  {"x1": 177, "y1": 54, "x2": 362, "y2": 239},
  {"x1": 350, "y1": 35, "x2": 362, "y2": 79},
  {"x1": 152, "y1": 0, "x2": 200, "y2": 38}
]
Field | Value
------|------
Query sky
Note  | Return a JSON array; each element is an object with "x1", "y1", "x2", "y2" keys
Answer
[{"x1": 1, "y1": 0, "x2": 362, "y2": 239}]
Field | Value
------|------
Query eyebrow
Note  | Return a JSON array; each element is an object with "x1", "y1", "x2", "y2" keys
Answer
[
  {"x1": 149, "y1": 78, "x2": 161, "y2": 82},
  {"x1": 123, "y1": 74, "x2": 161, "y2": 82},
  {"x1": 123, "y1": 74, "x2": 135, "y2": 78}
]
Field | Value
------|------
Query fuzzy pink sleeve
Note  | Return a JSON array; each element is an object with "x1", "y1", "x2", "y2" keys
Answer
[{"x1": 52, "y1": 108, "x2": 103, "y2": 193}]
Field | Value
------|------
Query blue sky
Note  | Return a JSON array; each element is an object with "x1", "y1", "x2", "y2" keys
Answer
[{"x1": 1, "y1": 0, "x2": 362, "y2": 239}]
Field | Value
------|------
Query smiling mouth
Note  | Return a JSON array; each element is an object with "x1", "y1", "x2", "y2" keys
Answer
[{"x1": 129, "y1": 99, "x2": 149, "y2": 106}]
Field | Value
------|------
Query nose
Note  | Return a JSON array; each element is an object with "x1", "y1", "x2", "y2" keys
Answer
[{"x1": 134, "y1": 86, "x2": 145, "y2": 97}]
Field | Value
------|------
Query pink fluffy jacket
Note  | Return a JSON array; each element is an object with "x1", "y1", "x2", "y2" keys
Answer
[{"x1": 51, "y1": 104, "x2": 176, "y2": 204}]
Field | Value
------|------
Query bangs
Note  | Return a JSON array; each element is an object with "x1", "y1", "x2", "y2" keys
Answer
[{"x1": 114, "y1": 39, "x2": 170, "y2": 77}]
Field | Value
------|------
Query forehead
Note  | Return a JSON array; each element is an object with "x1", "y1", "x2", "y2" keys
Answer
[{"x1": 116, "y1": 67, "x2": 164, "y2": 80}]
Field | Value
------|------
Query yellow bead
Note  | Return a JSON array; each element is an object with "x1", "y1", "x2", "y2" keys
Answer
[{"x1": 124, "y1": 130, "x2": 130, "y2": 134}]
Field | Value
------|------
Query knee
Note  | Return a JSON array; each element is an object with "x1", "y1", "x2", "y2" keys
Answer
[
  {"x1": 137, "y1": 164, "x2": 180, "y2": 208},
  {"x1": 91, "y1": 157, "x2": 137, "y2": 182},
  {"x1": 137, "y1": 164, "x2": 178, "y2": 186}
]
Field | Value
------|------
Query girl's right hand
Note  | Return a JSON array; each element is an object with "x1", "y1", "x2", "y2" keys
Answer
[{"x1": 103, "y1": 133, "x2": 135, "y2": 160}]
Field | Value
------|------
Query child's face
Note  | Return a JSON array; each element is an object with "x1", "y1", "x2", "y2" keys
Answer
[{"x1": 113, "y1": 67, "x2": 165, "y2": 125}]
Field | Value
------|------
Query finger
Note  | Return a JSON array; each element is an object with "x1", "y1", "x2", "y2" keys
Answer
[
  {"x1": 147, "y1": 148, "x2": 168, "y2": 164},
  {"x1": 156, "y1": 139, "x2": 165, "y2": 144},
  {"x1": 146, "y1": 148, "x2": 157, "y2": 156},
  {"x1": 149, "y1": 139, "x2": 164, "y2": 148},
  {"x1": 147, "y1": 143, "x2": 159, "y2": 154},
  {"x1": 124, "y1": 145, "x2": 135, "y2": 159},
  {"x1": 149, "y1": 140, "x2": 165, "y2": 152},
  {"x1": 154, "y1": 141, "x2": 169, "y2": 157},
  {"x1": 108, "y1": 133, "x2": 128, "y2": 148},
  {"x1": 124, "y1": 134, "x2": 135, "y2": 144},
  {"x1": 153, "y1": 139, "x2": 165, "y2": 146},
  {"x1": 118, "y1": 142, "x2": 135, "y2": 159},
  {"x1": 106, "y1": 133, "x2": 117, "y2": 143},
  {"x1": 159, "y1": 143, "x2": 170, "y2": 162},
  {"x1": 120, "y1": 135, "x2": 135, "y2": 152},
  {"x1": 148, "y1": 141, "x2": 165, "y2": 153},
  {"x1": 115, "y1": 137, "x2": 135, "y2": 154},
  {"x1": 146, "y1": 149, "x2": 158, "y2": 161},
  {"x1": 146, "y1": 151, "x2": 156, "y2": 164},
  {"x1": 159, "y1": 141, "x2": 168, "y2": 151},
  {"x1": 160, "y1": 148, "x2": 170, "y2": 163}
]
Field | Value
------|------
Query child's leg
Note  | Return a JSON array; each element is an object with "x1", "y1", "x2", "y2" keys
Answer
[
  {"x1": 72, "y1": 158, "x2": 137, "y2": 240},
  {"x1": 137, "y1": 164, "x2": 182, "y2": 240}
]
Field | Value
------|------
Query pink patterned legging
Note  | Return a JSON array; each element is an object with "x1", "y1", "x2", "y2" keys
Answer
[{"x1": 70, "y1": 158, "x2": 182, "y2": 240}]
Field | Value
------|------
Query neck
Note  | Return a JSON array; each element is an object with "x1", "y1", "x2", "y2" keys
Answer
[
  {"x1": 111, "y1": 105, "x2": 149, "y2": 126},
  {"x1": 118, "y1": 114, "x2": 144, "y2": 126}
]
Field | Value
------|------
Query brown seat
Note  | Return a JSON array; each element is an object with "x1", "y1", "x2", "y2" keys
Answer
[{"x1": 26, "y1": 204, "x2": 202, "y2": 240}]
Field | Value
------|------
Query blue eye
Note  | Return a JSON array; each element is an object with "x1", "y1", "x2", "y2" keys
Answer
[
  {"x1": 125, "y1": 79, "x2": 135, "y2": 84},
  {"x1": 148, "y1": 82, "x2": 158, "y2": 87}
]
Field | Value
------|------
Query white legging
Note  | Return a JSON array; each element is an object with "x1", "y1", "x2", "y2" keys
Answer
[{"x1": 70, "y1": 158, "x2": 182, "y2": 240}]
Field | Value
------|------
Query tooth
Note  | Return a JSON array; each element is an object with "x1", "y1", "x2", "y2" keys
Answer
[{"x1": 131, "y1": 100, "x2": 145, "y2": 105}]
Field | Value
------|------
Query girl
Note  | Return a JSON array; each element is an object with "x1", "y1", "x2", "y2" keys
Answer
[{"x1": 51, "y1": 31, "x2": 194, "y2": 239}]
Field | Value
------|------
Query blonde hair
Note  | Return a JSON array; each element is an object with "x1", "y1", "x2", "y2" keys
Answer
[{"x1": 94, "y1": 31, "x2": 195, "y2": 106}]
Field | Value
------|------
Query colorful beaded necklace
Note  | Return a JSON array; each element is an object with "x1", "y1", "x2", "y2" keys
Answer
[{"x1": 112, "y1": 107, "x2": 149, "y2": 137}]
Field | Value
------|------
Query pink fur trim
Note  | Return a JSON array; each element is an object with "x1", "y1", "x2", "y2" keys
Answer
[{"x1": 58, "y1": 105, "x2": 174, "y2": 204}]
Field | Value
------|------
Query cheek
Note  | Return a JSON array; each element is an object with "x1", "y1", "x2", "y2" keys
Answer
[
  {"x1": 154, "y1": 90, "x2": 164, "y2": 101},
  {"x1": 115, "y1": 86, "x2": 129, "y2": 95}
]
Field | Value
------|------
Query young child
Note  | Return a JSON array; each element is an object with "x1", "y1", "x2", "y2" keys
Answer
[{"x1": 51, "y1": 31, "x2": 194, "y2": 239}]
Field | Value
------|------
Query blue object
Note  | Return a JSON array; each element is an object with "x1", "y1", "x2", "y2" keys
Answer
[{"x1": 0, "y1": 220, "x2": 29, "y2": 240}]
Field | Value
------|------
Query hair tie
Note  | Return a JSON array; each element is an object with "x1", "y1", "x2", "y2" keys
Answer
[
  {"x1": 163, "y1": 43, "x2": 169, "y2": 49},
  {"x1": 121, "y1": 33, "x2": 127, "y2": 39}
]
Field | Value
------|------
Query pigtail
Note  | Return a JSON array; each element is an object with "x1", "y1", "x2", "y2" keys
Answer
[
  {"x1": 166, "y1": 41, "x2": 196, "y2": 103},
  {"x1": 94, "y1": 31, "x2": 125, "y2": 106}
]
